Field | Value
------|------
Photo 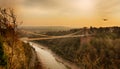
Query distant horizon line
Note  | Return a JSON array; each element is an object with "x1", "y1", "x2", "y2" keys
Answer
[{"x1": 19, "y1": 25, "x2": 120, "y2": 28}]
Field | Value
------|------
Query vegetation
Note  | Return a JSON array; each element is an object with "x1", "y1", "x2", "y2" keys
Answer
[
  {"x1": 0, "y1": 8, "x2": 18, "y2": 69},
  {"x1": 0, "y1": 35, "x2": 7, "y2": 66},
  {"x1": 0, "y1": 8, "x2": 39, "y2": 69},
  {"x1": 34, "y1": 26, "x2": 120, "y2": 69}
]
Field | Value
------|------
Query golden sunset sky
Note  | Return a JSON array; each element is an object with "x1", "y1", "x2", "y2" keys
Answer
[{"x1": 1, "y1": 0, "x2": 120, "y2": 28}]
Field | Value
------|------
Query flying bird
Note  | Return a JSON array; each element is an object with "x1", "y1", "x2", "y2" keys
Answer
[{"x1": 103, "y1": 18, "x2": 108, "y2": 21}]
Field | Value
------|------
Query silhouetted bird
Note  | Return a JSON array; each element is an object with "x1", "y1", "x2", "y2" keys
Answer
[{"x1": 103, "y1": 18, "x2": 108, "y2": 21}]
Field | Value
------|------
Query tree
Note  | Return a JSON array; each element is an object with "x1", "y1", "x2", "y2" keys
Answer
[
  {"x1": 0, "y1": 8, "x2": 18, "y2": 35},
  {"x1": 0, "y1": 8, "x2": 19, "y2": 69}
]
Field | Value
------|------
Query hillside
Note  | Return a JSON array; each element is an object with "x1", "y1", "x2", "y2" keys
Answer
[
  {"x1": 0, "y1": 31, "x2": 43, "y2": 69},
  {"x1": 0, "y1": 8, "x2": 42, "y2": 69},
  {"x1": 34, "y1": 26, "x2": 120, "y2": 69}
]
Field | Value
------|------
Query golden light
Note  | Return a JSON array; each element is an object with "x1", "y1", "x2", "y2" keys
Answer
[{"x1": 72, "y1": 0, "x2": 96, "y2": 17}]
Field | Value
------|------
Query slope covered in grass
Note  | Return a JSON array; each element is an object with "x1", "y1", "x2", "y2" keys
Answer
[{"x1": 34, "y1": 27, "x2": 120, "y2": 69}]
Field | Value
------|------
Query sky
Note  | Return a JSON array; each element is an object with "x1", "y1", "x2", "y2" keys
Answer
[{"x1": 1, "y1": 0, "x2": 120, "y2": 28}]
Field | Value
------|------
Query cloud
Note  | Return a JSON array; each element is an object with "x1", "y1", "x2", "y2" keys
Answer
[
  {"x1": 22, "y1": 0, "x2": 82, "y2": 14},
  {"x1": 19, "y1": 0, "x2": 74, "y2": 17},
  {"x1": 23, "y1": 0, "x2": 61, "y2": 9},
  {"x1": 0, "y1": 0, "x2": 18, "y2": 7},
  {"x1": 21, "y1": 0, "x2": 120, "y2": 18}
]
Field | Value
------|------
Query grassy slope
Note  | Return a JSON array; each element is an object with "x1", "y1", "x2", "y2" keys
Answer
[
  {"x1": 34, "y1": 35, "x2": 120, "y2": 69},
  {"x1": 0, "y1": 36, "x2": 40, "y2": 69}
]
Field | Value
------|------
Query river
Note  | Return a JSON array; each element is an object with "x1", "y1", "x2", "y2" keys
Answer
[{"x1": 28, "y1": 42, "x2": 80, "y2": 69}]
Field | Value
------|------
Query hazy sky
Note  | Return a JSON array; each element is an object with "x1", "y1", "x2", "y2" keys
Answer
[{"x1": 2, "y1": 0, "x2": 120, "y2": 27}]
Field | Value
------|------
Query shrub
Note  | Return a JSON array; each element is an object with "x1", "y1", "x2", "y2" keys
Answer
[{"x1": 0, "y1": 36, "x2": 7, "y2": 66}]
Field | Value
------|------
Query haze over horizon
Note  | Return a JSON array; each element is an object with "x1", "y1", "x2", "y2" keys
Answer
[{"x1": 1, "y1": 0, "x2": 120, "y2": 28}]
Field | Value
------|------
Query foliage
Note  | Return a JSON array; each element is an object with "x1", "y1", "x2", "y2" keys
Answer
[
  {"x1": 0, "y1": 36, "x2": 7, "y2": 66},
  {"x1": 34, "y1": 37, "x2": 80, "y2": 63},
  {"x1": 78, "y1": 38, "x2": 120, "y2": 69},
  {"x1": 0, "y1": 8, "x2": 19, "y2": 69},
  {"x1": 34, "y1": 27, "x2": 120, "y2": 69},
  {"x1": 0, "y1": 8, "x2": 17, "y2": 30}
]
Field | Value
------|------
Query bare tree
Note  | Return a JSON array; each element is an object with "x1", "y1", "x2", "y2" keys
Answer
[
  {"x1": 0, "y1": 8, "x2": 18, "y2": 32},
  {"x1": 0, "y1": 8, "x2": 19, "y2": 69}
]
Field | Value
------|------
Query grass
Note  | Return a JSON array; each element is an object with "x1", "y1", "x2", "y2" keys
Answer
[
  {"x1": 34, "y1": 34, "x2": 120, "y2": 69},
  {"x1": 78, "y1": 38, "x2": 120, "y2": 69}
]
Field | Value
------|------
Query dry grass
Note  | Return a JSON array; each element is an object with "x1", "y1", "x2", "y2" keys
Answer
[{"x1": 35, "y1": 36, "x2": 120, "y2": 69}]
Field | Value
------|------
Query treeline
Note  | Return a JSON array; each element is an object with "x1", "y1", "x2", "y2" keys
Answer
[
  {"x1": 90, "y1": 26, "x2": 120, "y2": 38},
  {"x1": 44, "y1": 26, "x2": 120, "y2": 37}
]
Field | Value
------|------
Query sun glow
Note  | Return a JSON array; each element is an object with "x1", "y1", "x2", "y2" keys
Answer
[
  {"x1": 15, "y1": 0, "x2": 120, "y2": 27},
  {"x1": 82, "y1": 0, "x2": 95, "y2": 10},
  {"x1": 72, "y1": 0, "x2": 96, "y2": 17}
]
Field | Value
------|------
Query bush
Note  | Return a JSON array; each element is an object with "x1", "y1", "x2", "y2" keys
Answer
[{"x1": 0, "y1": 36, "x2": 7, "y2": 66}]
